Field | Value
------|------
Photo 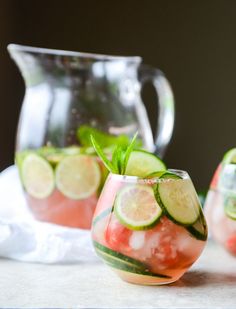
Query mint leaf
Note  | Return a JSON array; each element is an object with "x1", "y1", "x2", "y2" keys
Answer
[
  {"x1": 90, "y1": 135, "x2": 116, "y2": 173},
  {"x1": 91, "y1": 132, "x2": 141, "y2": 176},
  {"x1": 112, "y1": 146, "x2": 125, "y2": 174},
  {"x1": 122, "y1": 132, "x2": 139, "y2": 175},
  {"x1": 77, "y1": 125, "x2": 130, "y2": 148}
]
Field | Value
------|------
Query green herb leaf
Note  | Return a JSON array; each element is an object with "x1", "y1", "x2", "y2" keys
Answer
[
  {"x1": 122, "y1": 132, "x2": 139, "y2": 175},
  {"x1": 77, "y1": 125, "x2": 130, "y2": 148},
  {"x1": 112, "y1": 146, "x2": 125, "y2": 174},
  {"x1": 90, "y1": 135, "x2": 116, "y2": 173}
]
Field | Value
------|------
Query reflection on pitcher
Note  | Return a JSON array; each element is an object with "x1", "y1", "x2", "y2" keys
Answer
[{"x1": 8, "y1": 44, "x2": 175, "y2": 229}]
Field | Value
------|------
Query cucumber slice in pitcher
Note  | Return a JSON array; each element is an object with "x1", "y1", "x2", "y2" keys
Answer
[
  {"x1": 125, "y1": 150, "x2": 166, "y2": 177},
  {"x1": 156, "y1": 178, "x2": 200, "y2": 226}
]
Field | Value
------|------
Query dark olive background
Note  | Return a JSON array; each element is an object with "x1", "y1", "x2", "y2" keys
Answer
[{"x1": 1, "y1": 0, "x2": 236, "y2": 190}]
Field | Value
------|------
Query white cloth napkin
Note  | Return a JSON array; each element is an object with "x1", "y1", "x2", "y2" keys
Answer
[{"x1": 0, "y1": 165, "x2": 97, "y2": 263}]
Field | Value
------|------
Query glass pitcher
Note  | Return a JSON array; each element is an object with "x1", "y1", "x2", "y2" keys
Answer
[{"x1": 8, "y1": 44, "x2": 175, "y2": 229}]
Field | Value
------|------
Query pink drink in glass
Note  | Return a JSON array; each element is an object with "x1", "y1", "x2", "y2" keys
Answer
[{"x1": 92, "y1": 171, "x2": 207, "y2": 285}]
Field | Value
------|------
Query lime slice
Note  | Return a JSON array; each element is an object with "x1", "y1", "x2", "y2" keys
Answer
[
  {"x1": 40, "y1": 146, "x2": 81, "y2": 166},
  {"x1": 223, "y1": 148, "x2": 236, "y2": 164},
  {"x1": 21, "y1": 153, "x2": 55, "y2": 199},
  {"x1": 125, "y1": 150, "x2": 166, "y2": 177},
  {"x1": 45, "y1": 153, "x2": 65, "y2": 166},
  {"x1": 114, "y1": 185, "x2": 162, "y2": 230},
  {"x1": 224, "y1": 195, "x2": 236, "y2": 220},
  {"x1": 15, "y1": 150, "x2": 35, "y2": 182},
  {"x1": 61, "y1": 146, "x2": 81, "y2": 155},
  {"x1": 55, "y1": 155, "x2": 101, "y2": 200}
]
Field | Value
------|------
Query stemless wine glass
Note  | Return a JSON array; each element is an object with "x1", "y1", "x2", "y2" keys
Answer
[
  {"x1": 205, "y1": 162, "x2": 236, "y2": 256},
  {"x1": 8, "y1": 44, "x2": 175, "y2": 229},
  {"x1": 92, "y1": 170, "x2": 207, "y2": 285}
]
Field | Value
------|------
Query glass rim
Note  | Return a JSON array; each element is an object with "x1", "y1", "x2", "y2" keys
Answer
[
  {"x1": 109, "y1": 169, "x2": 189, "y2": 183},
  {"x1": 7, "y1": 44, "x2": 142, "y2": 62}
]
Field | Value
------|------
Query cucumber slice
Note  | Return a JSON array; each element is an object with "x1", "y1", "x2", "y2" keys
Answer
[
  {"x1": 125, "y1": 150, "x2": 166, "y2": 177},
  {"x1": 159, "y1": 171, "x2": 182, "y2": 180},
  {"x1": 114, "y1": 185, "x2": 162, "y2": 230},
  {"x1": 186, "y1": 212, "x2": 208, "y2": 241},
  {"x1": 21, "y1": 153, "x2": 55, "y2": 199},
  {"x1": 145, "y1": 171, "x2": 167, "y2": 179},
  {"x1": 93, "y1": 241, "x2": 146, "y2": 268},
  {"x1": 156, "y1": 178, "x2": 200, "y2": 226},
  {"x1": 55, "y1": 155, "x2": 101, "y2": 200},
  {"x1": 93, "y1": 241, "x2": 170, "y2": 278},
  {"x1": 224, "y1": 195, "x2": 236, "y2": 220},
  {"x1": 92, "y1": 207, "x2": 113, "y2": 227}
]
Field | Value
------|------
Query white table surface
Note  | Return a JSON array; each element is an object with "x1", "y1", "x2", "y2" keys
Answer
[{"x1": 0, "y1": 241, "x2": 235, "y2": 309}]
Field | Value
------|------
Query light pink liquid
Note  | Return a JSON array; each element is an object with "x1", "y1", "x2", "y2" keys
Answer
[
  {"x1": 205, "y1": 189, "x2": 236, "y2": 256},
  {"x1": 26, "y1": 189, "x2": 98, "y2": 229},
  {"x1": 92, "y1": 174, "x2": 207, "y2": 285}
]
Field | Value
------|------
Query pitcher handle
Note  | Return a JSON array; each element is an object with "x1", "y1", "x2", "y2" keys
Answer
[{"x1": 138, "y1": 65, "x2": 175, "y2": 157}]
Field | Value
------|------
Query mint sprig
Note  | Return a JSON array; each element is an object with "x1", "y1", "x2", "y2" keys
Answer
[
  {"x1": 77, "y1": 125, "x2": 131, "y2": 148},
  {"x1": 90, "y1": 135, "x2": 117, "y2": 173},
  {"x1": 90, "y1": 132, "x2": 138, "y2": 175}
]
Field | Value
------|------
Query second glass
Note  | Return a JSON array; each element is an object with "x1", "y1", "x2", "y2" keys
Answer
[{"x1": 205, "y1": 162, "x2": 236, "y2": 256}]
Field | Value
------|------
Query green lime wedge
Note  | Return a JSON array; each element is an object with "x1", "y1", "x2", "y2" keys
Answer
[
  {"x1": 114, "y1": 185, "x2": 162, "y2": 230},
  {"x1": 125, "y1": 150, "x2": 166, "y2": 177},
  {"x1": 55, "y1": 155, "x2": 101, "y2": 200},
  {"x1": 21, "y1": 153, "x2": 55, "y2": 199}
]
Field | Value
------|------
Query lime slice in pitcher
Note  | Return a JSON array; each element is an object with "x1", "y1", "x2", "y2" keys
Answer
[
  {"x1": 114, "y1": 185, "x2": 162, "y2": 230},
  {"x1": 21, "y1": 153, "x2": 55, "y2": 199},
  {"x1": 55, "y1": 155, "x2": 101, "y2": 200}
]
